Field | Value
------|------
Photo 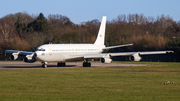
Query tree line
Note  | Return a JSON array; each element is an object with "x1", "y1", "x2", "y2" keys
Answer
[{"x1": 0, "y1": 12, "x2": 180, "y2": 60}]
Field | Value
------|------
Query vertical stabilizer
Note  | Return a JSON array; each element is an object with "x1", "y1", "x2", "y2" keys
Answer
[{"x1": 94, "y1": 16, "x2": 106, "y2": 45}]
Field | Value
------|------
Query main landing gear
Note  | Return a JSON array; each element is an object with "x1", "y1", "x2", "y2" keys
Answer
[
  {"x1": 42, "y1": 62, "x2": 90, "y2": 68},
  {"x1": 57, "y1": 62, "x2": 66, "y2": 67},
  {"x1": 41, "y1": 62, "x2": 66, "y2": 68},
  {"x1": 83, "y1": 61, "x2": 91, "y2": 67}
]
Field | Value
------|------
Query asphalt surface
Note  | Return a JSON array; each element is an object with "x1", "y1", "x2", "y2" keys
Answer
[{"x1": 0, "y1": 61, "x2": 148, "y2": 69}]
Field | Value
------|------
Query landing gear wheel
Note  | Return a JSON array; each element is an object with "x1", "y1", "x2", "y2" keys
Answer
[
  {"x1": 88, "y1": 62, "x2": 91, "y2": 67},
  {"x1": 57, "y1": 62, "x2": 66, "y2": 67},
  {"x1": 83, "y1": 63, "x2": 86, "y2": 67},
  {"x1": 83, "y1": 62, "x2": 91, "y2": 67},
  {"x1": 42, "y1": 62, "x2": 47, "y2": 68}
]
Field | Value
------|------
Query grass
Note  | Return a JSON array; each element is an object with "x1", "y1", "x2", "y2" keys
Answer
[{"x1": 0, "y1": 62, "x2": 180, "y2": 101}]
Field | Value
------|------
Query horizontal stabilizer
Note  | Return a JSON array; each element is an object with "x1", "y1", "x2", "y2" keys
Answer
[{"x1": 103, "y1": 43, "x2": 133, "y2": 50}]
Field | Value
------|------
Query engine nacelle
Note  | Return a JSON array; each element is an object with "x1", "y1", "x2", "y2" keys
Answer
[
  {"x1": 23, "y1": 55, "x2": 37, "y2": 63},
  {"x1": 100, "y1": 58, "x2": 112, "y2": 63},
  {"x1": 10, "y1": 54, "x2": 18, "y2": 60},
  {"x1": 129, "y1": 53, "x2": 142, "y2": 61},
  {"x1": 10, "y1": 53, "x2": 23, "y2": 60},
  {"x1": 23, "y1": 57, "x2": 37, "y2": 63}
]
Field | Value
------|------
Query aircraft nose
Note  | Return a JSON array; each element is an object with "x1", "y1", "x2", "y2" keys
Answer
[{"x1": 34, "y1": 52, "x2": 42, "y2": 58}]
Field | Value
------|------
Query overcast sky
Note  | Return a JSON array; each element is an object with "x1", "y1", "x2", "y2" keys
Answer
[{"x1": 0, "y1": 0, "x2": 179, "y2": 24}]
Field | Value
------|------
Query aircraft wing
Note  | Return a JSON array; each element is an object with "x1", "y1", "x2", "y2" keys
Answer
[
  {"x1": 109, "y1": 51, "x2": 173, "y2": 57},
  {"x1": 5, "y1": 50, "x2": 34, "y2": 55},
  {"x1": 65, "y1": 50, "x2": 173, "y2": 61}
]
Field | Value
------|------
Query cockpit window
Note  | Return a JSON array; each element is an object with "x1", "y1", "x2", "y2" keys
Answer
[{"x1": 36, "y1": 48, "x2": 45, "y2": 51}]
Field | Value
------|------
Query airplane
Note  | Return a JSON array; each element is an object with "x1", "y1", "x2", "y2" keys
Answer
[{"x1": 6, "y1": 16, "x2": 173, "y2": 68}]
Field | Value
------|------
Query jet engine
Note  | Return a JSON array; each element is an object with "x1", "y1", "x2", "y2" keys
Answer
[
  {"x1": 100, "y1": 57, "x2": 112, "y2": 63},
  {"x1": 10, "y1": 54, "x2": 18, "y2": 60},
  {"x1": 23, "y1": 55, "x2": 37, "y2": 63},
  {"x1": 100, "y1": 54, "x2": 112, "y2": 63},
  {"x1": 129, "y1": 53, "x2": 142, "y2": 61},
  {"x1": 10, "y1": 53, "x2": 23, "y2": 60}
]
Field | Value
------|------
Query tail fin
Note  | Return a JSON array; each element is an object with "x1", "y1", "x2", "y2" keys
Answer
[{"x1": 94, "y1": 16, "x2": 106, "y2": 45}]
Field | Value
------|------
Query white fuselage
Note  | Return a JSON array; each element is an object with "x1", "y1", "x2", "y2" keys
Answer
[{"x1": 35, "y1": 44, "x2": 105, "y2": 62}]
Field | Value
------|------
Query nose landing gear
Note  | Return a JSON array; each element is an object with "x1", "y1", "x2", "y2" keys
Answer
[{"x1": 42, "y1": 62, "x2": 47, "y2": 68}]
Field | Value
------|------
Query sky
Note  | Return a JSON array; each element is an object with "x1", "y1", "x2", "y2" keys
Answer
[{"x1": 0, "y1": 0, "x2": 179, "y2": 24}]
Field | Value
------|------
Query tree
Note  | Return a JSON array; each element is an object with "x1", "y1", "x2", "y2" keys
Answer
[
  {"x1": 168, "y1": 37, "x2": 180, "y2": 59},
  {"x1": 0, "y1": 18, "x2": 17, "y2": 40},
  {"x1": 27, "y1": 13, "x2": 49, "y2": 33},
  {"x1": 15, "y1": 17, "x2": 25, "y2": 39}
]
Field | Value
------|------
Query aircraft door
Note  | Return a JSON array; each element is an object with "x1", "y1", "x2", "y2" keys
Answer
[{"x1": 47, "y1": 47, "x2": 52, "y2": 56}]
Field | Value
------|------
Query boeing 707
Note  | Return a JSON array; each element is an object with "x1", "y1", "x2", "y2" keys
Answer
[{"x1": 6, "y1": 16, "x2": 173, "y2": 68}]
